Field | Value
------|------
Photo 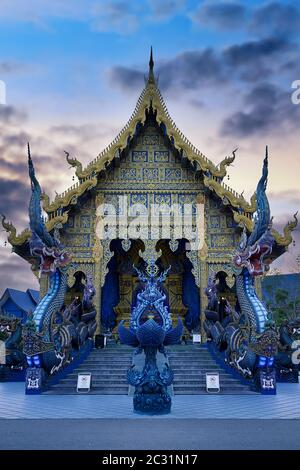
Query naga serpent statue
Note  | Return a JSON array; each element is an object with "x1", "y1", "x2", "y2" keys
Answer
[
  {"x1": 118, "y1": 260, "x2": 183, "y2": 414},
  {"x1": 22, "y1": 145, "x2": 96, "y2": 393},
  {"x1": 275, "y1": 317, "x2": 300, "y2": 382},
  {"x1": 204, "y1": 149, "x2": 279, "y2": 394},
  {"x1": 0, "y1": 316, "x2": 24, "y2": 370}
]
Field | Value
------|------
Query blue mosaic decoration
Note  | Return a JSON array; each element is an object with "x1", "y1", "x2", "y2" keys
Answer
[
  {"x1": 154, "y1": 150, "x2": 169, "y2": 162},
  {"x1": 118, "y1": 260, "x2": 183, "y2": 414},
  {"x1": 132, "y1": 151, "x2": 148, "y2": 162},
  {"x1": 121, "y1": 168, "x2": 137, "y2": 180},
  {"x1": 142, "y1": 168, "x2": 159, "y2": 181},
  {"x1": 165, "y1": 168, "x2": 181, "y2": 181},
  {"x1": 130, "y1": 193, "x2": 148, "y2": 207},
  {"x1": 154, "y1": 193, "x2": 171, "y2": 206},
  {"x1": 80, "y1": 215, "x2": 91, "y2": 228},
  {"x1": 142, "y1": 135, "x2": 159, "y2": 145}
]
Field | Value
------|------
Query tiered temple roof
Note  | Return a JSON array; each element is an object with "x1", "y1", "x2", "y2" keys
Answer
[{"x1": 2, "y1": 49, "x2": 297, "y2": 253}]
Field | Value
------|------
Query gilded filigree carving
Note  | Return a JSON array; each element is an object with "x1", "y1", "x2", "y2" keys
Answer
[
  {"x1": 139, "y1": 240, "x2": 161, "y2": 265},
  {"x1": 100, "y1": 239, "x2": 114, "y2": 287}
]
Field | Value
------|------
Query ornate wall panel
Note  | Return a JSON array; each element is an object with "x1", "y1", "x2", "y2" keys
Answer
[{"x1": 58, "y1": 120, "x2": 241, "y2": 335}]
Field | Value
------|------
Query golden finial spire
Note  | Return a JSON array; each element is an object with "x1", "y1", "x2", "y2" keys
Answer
[{"x1": 148, "y1": 46, "x2": 156, "y2": 85}]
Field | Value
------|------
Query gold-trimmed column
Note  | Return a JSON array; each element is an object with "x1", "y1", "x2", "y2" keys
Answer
[
  {"x1": 93, "y1": 193, "x2": 104, "y2": 334},
  {"x1": 199, "y1": 242, "x2": 208, "y2": 342}
]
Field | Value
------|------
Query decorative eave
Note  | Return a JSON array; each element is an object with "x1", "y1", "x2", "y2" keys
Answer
[
  {"x1": 272, "y1": 213, "x2": 298, "y2": 247},
  {"x1": 1, "y1": 211, "x2": 69, "y2": 247},
  {"x1": 41, "y1": 176, "x2": 98, "y2": 213},
  {"x1": 203, "y1": 176, "x2": 256, "y2": 214},
  {"x1": 2, "y1": 215, "x2": 31, "y2": 246},
  {"x1": 233, "y1": 212, "x2": 298, "y2": 248}
]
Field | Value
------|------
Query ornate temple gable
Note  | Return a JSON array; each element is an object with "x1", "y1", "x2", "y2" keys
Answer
[
  {"x1": 96, "y1": 119, "x2": 203, "y2": 192},
  {"x1": 40, "y1": 49, "x2": 257, "y2": 220},
  {"x1": 2, "y1": 50, "x2": 297, "y2": 254}
]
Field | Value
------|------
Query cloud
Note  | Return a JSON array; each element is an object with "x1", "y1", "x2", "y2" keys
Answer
[
  {"x1": 268, "y1": 190, "x2": 300, "y2": 208},
  {"x1": 148, "y1": 0, "x2": 185, "y2": 20},
  {"x1": 90, "y1": 1, "x2": 141, "y2": 34},
  {"x1": 109, "y1": 66, "x2": 145, "y2": 92},
  {"x1": 0, "y1": 0, "x2": 142, "y2": 35},
  {"x1": 250, "y1": 1, "x2": 300, "y2": 38},
  {"x1": 109, "y1": 35, "x2": 296, "y2": 95},
  {"x1": 109, "y1": 48, "x2": 224, "y2": 92},
  {"x1": 190, "y1": 1, "x2": 247, "y2": 30},
  {"x1": 189, "y1": 1, "x2": 300, "y2": 39},
  {"x1": 0, "y1": 250, "x2": 38, "y2": 296},
  {"x1": 0, "y1": 178, "x2": 30, "y2": 226},
  {"x1": 222, "y1": 37, "x2": 293, "y2": 83},
  {"x1": 0, "y1": 105, "x2": 27, "y2": 125},
  {"x1": 223, "y1": 37, "x2": 290, "y2": 67},
  {"x1": 0, "y1": 61, "x2": 25, "y2": 75}
]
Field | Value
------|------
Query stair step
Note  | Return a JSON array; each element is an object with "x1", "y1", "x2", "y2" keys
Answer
[
  {"x1": 44, "y1": 390, "x2": 129, "y2": 395},
  {"x1": 68, "y1": 373, "x2": 126, "y2": 379},
  {"x1": 51, "y1": 382, "x2": 128, "y2": 389},
  {"x1": 46, "y1": 344, "x2": 253, "y2": 396},
  {"x1": 60, "y1": 376, "x2": 127, "y2": 385},
  {"x1": 168, "y1": 345, "x2": 253, "y2": 396},
  {"x1": 174, "y1": 384, "x2": 250, "y2": 390}
]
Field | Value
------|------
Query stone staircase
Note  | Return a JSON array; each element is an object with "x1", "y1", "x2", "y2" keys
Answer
[
  {"x1": 168, "y1": 344, "x2": 255, "y2": 395},
  {"x1": 44, "y1": 344, "x2": 133, "y2": 395},
  {"x1": 45, "y1": 343, "x2": 255, "y2": 395}
]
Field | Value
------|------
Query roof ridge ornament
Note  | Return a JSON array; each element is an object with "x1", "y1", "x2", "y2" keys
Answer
[{"x1": 147, "y1": 46, "x2": 156, "y2": 85}]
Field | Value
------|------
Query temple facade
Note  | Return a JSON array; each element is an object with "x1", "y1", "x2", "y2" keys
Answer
[{"x1": 2, "y1": 50, "x2": 297, "y2": 340}]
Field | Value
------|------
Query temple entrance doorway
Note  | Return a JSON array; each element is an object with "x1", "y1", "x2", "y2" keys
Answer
[{"x1": 100, "y1": 239, "x2": 201, "y2": 335}]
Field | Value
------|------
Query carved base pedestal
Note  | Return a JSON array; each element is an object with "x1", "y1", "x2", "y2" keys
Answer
[
  {"x1": 25, "y1": 367, "x2": 46, "y2": 395},
  {"x1": 254, "y1": 368, "x2": 276, "y2": 395}
]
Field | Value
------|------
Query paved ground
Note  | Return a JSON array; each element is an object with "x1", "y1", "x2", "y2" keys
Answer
[
  {"x1": 0, "y1": 382, "x2": 300, "y2": 419},
  {"x1": 0, "y1": 418, "x2": 300, "y2": 450},
  {"x1": 0, "y1": 382, "x2": 299, "y2": 449}
]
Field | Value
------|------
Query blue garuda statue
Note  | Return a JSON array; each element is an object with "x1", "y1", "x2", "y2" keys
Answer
[{"x1": 118, "y1": 260, "x2": 183, "y2": 414}]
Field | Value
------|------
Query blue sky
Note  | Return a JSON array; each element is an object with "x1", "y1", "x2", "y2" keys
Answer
[{"x1": 0, "y1": 0, "x2": 300, "y2": 291}]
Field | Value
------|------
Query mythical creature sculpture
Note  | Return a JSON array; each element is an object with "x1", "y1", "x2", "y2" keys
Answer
[
  {"x1": 0, "y1": 315, "x2": 24, "y2": 368},
  {"x1": 275, "y1": 317, "x2": 300, "y2": 382},
  {"x1": 118, "y1": 260, "x2": 183, "y2": 414},
  {"x1": 204, "y1": 276, "x2": 219, "y2": 322},
  {"x1": 83, "y1": 275, "x2": 96, "y2": 312},
  {"x1": 204, "y1": 149, "x2": 279, "y2": 393},
  {"x1": 22, "y1": 145, "x2": 96, "y2": 392}
]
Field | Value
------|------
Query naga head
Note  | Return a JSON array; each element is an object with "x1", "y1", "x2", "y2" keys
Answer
[
  {"x1": 233, "y1": 148, "x2": 274, "y2": 276},
  {"x1": 233, "y1": 226, "x2": 274, "y2": 276},
  {"x1": 27, "y1": 144, "x2": 72, "y2": 274},
  {"x1": 0, "y1": 315, "x2": 21, "y2": 339},
  {"x1": 29, "y1": 231, "x2": 71, "y2": 274}
]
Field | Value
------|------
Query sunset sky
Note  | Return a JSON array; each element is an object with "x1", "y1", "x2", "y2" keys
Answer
[{"x1": 0, "y1": 0, "x2": 300, "y2": 294}]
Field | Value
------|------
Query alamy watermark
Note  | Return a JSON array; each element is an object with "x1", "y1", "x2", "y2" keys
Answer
[
  {"x1": 291, "y1": 80, "x2": 300, "y2": 105},
  {"x1": 0, "y1": 80, "x2": 6, "y2": 105},
  {"x1": 95, "y1": 195, "x2": 205, "y2": 251}
]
